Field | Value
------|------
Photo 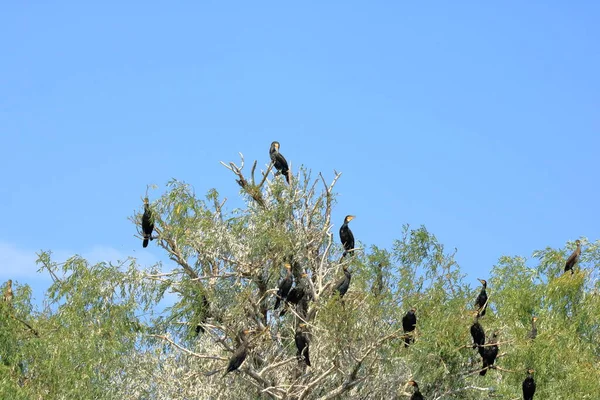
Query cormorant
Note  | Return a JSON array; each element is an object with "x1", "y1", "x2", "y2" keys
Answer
[
  {"x1": 269, "y1": 141, "x2": 290, "y2": 184},
  {"x1": 475, "y1": 278, "x2": 488, "y2": 317},
  {"x1": 195, "y1": 294, "x2": 210, "y2": 335},
  {"x1": 402, "y1": 308, "x2": 417, "y2": 348},
  {"x1": 279, "y1": 273, "x2": 308, "y2": 317},
  {"x1": 564, "y1": 239, "x2": 582, "y2": 275},
  {"x1": 470, "y1": 311, "x2": 485, "y2": 350},
  {"x1": 3, "y1": 279, "x2": 13, "y2": 303},
  {"x1": 407, "y1": 380, "x2": 424, "y2": 400},
  {"x1": 295, "y1": 323, "x2": 311, "y2": 367},
  {"x1": 527, "y1": 316, "x2": 538, "y2": 340},
  {"x1": 522, "y1": 368, "x2": 536, "y2": 400},
  {"x1": 480, "y1": 331, "x2": 498, "y2": 376},
  {"x1": 225, "y1": 329, "x2": 251, "y2": 374},
  {"x1": 339, "y1": 215, "x2": 355, "y2": 257},
  {"x1": 334, "y1": 265, "x2": 351, "y2": 298},
  {"x1": 141, "y1": 197, "x2": 154, "y2": 248},
  {"x1": 274, "y1": 264, "x2": 293, "y2": 310}
]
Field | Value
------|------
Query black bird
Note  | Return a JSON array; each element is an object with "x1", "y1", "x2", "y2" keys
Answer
[
  {"x1": 407, "y1": 380, "x2": 424, "y2": 400},
  {"x1": 527, "y1": 316, "x2": 538, "y2": 340},
  {"x1": 195, "y1": 294, "x2": 210, "y2": 335},
  {"x1": 141, "y1": 197, "x2": 154, "y2": 248},
  {"x1": 475, "y1": 278, "x2": 488, "y2": 317},
  {"x1": 279, "y1": 273, "x2": 308, "y2": 317},
  {"x1": 225, "y1": 329, "x2": 251, "y2": 374},
  {"x1": 402, "y1": 308, "x2": 417, "y2": 348},
  {"x1": 339, "y1": 215, "x2": 356, "y2": 257},
  {"x1": 269, "y1": 141, "x2": 290, "y2": 184},
  {"x1": 564, "y1": 239, "x2": 582, "y2": 275},
  {"x1": 470, "y1": 311, "x2": 485, "y2": 350},
  {"x1": 522, "y1": 368, "x2": 536, "y2": 400},
  {"x1": 295, "y1": 323, "x2": 311, "y2": 367},
  {"x1": 480, "y1": 331, "x2": 499, "y2": 376},
  {"x1": 334, "y1": 265, "x2": 352, "y2": 298},
  {"x1": 274, "y1": 264, "x2": 293, "y2": 310}
]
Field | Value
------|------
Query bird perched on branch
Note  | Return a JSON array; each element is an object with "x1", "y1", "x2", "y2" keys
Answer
[
  {"x1": 407, "y1": 380, "x2": 424, "y2": 400},
  {"x1": 470, "y1": 311, "x2": 485, "y2": 351},
  {"x1": 269, "y1": 141, "x2": 290, "y2": 184},
  {"x1": 3, "y1": 279, "x2": 13, "y2": 304},
  {"x1": 564, "y1": 239, "x2": 582, "y2": 275},
  {"x1": 339, "y1": 215, "x2": 355, "y2": 257},
  {"x1": 522, "y1": 368, "x2": 536, "y2": 400},
  {"x1": 527, "y1": 316, "x2": 538, "y2": 340},
  {"x1": 334, "y1": 265, "x2": 351, "y2": 298},
  {"x1": 225, "y1": 329, "x2": 251, "y2": 375},
  {"x1": 480, "y1": 331, "x2": 499, "y2": 376},
  {"x1": 295, "y1": 323, "x2": 311, "y2": 367},
  {"x1": 475, "y1": 278, "x2": 488, "y2": 317},
  {"x1": 194, "y1": 293, "x2": 210, "y2": 335},
  {"x1": 274, "y1": 264, "x2": 293, "y2": 310},
  {"x1": 402, "y1": 308, "x2": 417, "y2": 348},
  {"x1": 141, "y1": 197, "x2": 154, "y2": 248},
  {"x1": 280, "y1": 273, "x2": 309, "y2": 317}
]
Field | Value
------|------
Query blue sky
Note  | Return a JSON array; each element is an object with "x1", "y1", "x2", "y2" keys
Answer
[{"x1": 1, "y1": 2, "x2": 598, "y2": 296}]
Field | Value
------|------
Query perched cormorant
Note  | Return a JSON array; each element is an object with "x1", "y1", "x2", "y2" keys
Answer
[
  {"x1": 480, "y1": 331, "x2": 498, "y2": 376},
  {"x1": 564, "y1": 239, "x2": 582, "y2": 275},
  {"x1": 475, "y1": 278, "x2": 488, "y2": 317},
  {"x1": 334, "y1": 265, "x2": 352, "y2": 298},
  {"x1": 470, "y1": 311, "x2": 485, "y2": 350},
  {"x1": 527, "y1": 316, "x2": 538, "y2": 340},
  {"x1": 269, "y1": 141, "x2": 290, "y2": 184},
  {"x1": 3, "y1": 279, "x2": 13, "y2": 303},
  {"x1": 195, "y1": 294, "x2": 210, "y2": 335},
  {"x1": 522, "y1": 368, "x2": 536, "y2": 400},
  {"x1": 225, "y1": 329, "x2": 251, "y2": 374},
  {"x1": 402, "y1": 308, "x2": 417, "y2": 348},
  {"x1": 279, "y1": 273, "x2": 308, "y2": 317},
  {"x1": 339, "y1": 215, "x2": 356, "y2": 257},
  {"x1": 141, "y1": 198, "x2": 154, "y2": 248},
  {"x1": 274, "y1": 264, "x2": 293, "y2": 310},
  {"x1": 407, "y1": 380, "x2": 424, "y2": 400},
  {"x1": 295, "y1": 323, "x2": 311, "y2": 367}
]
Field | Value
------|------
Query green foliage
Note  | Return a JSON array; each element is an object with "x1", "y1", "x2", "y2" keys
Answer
[{"x1": 1, "y1": 156, "x2": 599, "y2": 399}]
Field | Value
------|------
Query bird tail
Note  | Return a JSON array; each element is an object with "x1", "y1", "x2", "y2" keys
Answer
[
  {"x1": 274, "y1": 297, "x2": 282, "y2": 310},
  {"x1": 143, "y1": 238, "x2": 149, "y2": 248},
  {"x1": 480, "y1": 363, "x2": 488, "y2": 376},
  {"x1": 284, "y1": 169, "x2": 290, "y2": 184}
]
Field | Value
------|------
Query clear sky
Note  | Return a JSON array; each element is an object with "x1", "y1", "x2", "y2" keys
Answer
[{"x1": 1, "y1": 2, "x2": 598, "y2": 295}]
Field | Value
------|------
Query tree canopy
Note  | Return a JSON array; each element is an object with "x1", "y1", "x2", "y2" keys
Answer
[{"x1": 1, "y1": 152, "x2": 599, "y2": 399}]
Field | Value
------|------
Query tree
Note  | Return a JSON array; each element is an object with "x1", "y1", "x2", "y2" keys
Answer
[{"x1": 1, "y1": 152, "x2": 599, "y2": 399}]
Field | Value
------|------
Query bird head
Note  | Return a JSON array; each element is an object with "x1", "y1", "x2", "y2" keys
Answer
[
  {"x1": 477, "y1": 278, "x2": 487, "y2": 287},
  {"x1": 300, "y1": 273, "x2": 308, "y2": 278},
  {"x1": 6, "y1": 279, "x2": 12, "y2": 286},
  {"x1": 407, "y1": 380, "x2": 419, "y2": 388},
  {"x1": 143, "y1": 197, "x2": 150, "y2": 205},
  {"x1": 344, "y1": 215, "x2": 355, "y2": 223},
  {"x1": 284, "y1": 263, "x2": 292, "y2": 270},
  {"x1": 532, "y1": 316, "x2": 538, "y2": 322},
  {"x1": 575, "y1": 239, "x2": 581, "y2": 246},
  {"x1": 526, "y1": 368, "x2": 535, "y2": 374},
  {"x1": 270, "y1": 141, "x2": 280, "y2": 151},
  {"x1": 410, "y1": 307, "x2": 417, "y2": 313}
]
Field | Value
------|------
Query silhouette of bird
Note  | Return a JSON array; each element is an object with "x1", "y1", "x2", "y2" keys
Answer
[
  {"x1": 480, "y1": 331, "x2": 498, "y2": 376},
  {"x1": 194, "y1": 294, "x2": 210, "y2": 335},
  {"x1": 334, "y1": 265, "x2": 352, "y2": 298},
  {"x1": 141, "y1": 198, "x2": 154, "y2": 248},
  {"x1": 564, "y1": 239, "x2": 582, "y2": 275},
  {"x1": 407, "y1": 380, "x2": 424, "y2": 400},
  {"x1": 527, "y1": 316, "x2": 538, "y2": 340},
  {"x1": 522, "y1": 368, "x2": 536, "y2": 400},
  {"x1": 269, "y1": 141, "x2": 290, "y2": 183},
  {"x1": 225, "y1": 329, "x2": 251, "y2": 374},
  {"x1": 402, "y1": 308, "x2": 417, "y2": 348},
  {"x1": 295, "y1": 323, "x2": 311, "y2": 367},
  {"x1": 470, "y1": 311, "x2": 485, "y2": 350},
  {"x1": 475, "y1": 278, "x2": 488, "y2": 317},
  {"x1": 274, "y1": 264, "x2": 293, "y2": 310},
  {"x1": 339, "y1": 215, "x2": 355, "y2": 257}
]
